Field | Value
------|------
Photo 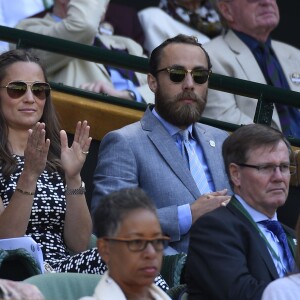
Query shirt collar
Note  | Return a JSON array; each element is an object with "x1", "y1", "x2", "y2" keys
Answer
[
  {"x1": 50, "y1": 13, "x2": 62, "y2": 22},
  {"x1": 152, "y1": 108, "x2": 194, "y2": 138},
  {"x1": 233, "y1": 30, "x2": 272, "y2": 52},
  {"x1": 234, "y1": 194, "x2": 278, "y2": 223}
]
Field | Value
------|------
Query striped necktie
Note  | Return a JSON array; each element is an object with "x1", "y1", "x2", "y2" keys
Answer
[{"x1": 179, "y1": 129, "x2": 211, "y2": 195}]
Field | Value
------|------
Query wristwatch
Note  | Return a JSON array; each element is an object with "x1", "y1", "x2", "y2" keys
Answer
[
  {"x1": 126, "y1": 89, "x2": 136, "y2": 101},
  {"x1": 65, "y1": 181, "x2": 86, "y2": 195}
]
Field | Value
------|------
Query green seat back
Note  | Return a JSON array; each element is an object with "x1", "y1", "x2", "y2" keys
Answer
[
  {"x1": 160, "y1": 253, "x2": 187, "y2": 288},
  {"x1": 24, "y1": 273, "x2": 101, "y2": 300}
]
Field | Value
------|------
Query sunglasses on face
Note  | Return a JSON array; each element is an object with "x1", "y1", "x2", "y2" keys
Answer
[
  {"x1": 155, "y1": 67, "x2": 211, "y2": 84},
  {"x1": 0, "y1": 81, "x2": 51, "y2": 100}
]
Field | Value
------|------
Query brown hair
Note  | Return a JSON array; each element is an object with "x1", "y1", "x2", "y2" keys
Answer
[
  {"x1": 149, "y1": 34, "x2": 212, "y2": 75},
  {"x1": 0, "y1": 49, "x2": 62, "y2": 177},
  {"x1": 222, "y1": 124, "x2": 291, "y2": 188}
]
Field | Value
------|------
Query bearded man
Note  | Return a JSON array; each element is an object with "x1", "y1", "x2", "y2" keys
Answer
[{"x1": 91, "y1": 34, "x2": 232, "y2": 254}]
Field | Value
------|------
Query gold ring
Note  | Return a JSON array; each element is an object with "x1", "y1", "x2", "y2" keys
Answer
[{"x1": 82, "y1": 151, "x2": 89, "y2": 155}]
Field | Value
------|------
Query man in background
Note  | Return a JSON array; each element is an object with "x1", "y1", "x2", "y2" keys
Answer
[
  {"x1": 14, "y1": 0, "x2": 152, "y2": 103},
  {"x1": 202, "y1": 0, "x2": 300, "y2": 138}
]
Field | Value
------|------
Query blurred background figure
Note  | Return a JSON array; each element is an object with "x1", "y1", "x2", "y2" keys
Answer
[
  {"x1": 103, "y1": 2, "x2": 145, "y2": 50},
  {"x1": 14, "y1": 0, "x2": 152, "y2": 103},
  {"x1": 138, "y1": 0, "x2": 222, "y2": 54},
  {"x1": 202, "y1": 0, "x2": 300, "y2": 139},
  {"x1": 0, "y1": 0, "x2": 53, "y2": 53}
]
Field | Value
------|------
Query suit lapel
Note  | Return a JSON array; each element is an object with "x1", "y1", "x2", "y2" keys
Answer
[
  {"x1": 227, "y1": 199, "x2": 279, "y2": 279},
  {"x1": 282, "y1": 224, "x2": 297, "y2": 258},
  {"x1": 224, "y1": 30, "x2": 266, "y2": 84},
  {"x1": 193, "y1": 124, "x2": 229, "y2": 191},
  {"x1": 141, "y1": 107, "x2": 201, "y2": 199},
  {"x1": 272, "y1": 42, "x2": 300, "y2": 93}
]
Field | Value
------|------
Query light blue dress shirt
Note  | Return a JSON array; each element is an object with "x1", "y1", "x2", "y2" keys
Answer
[
  {"x1": 152, "y1": 108, "x2": 214, "y2": 235},
  {"x1": 236, "y1": 194, "x2": 289, "y2": 277},
  {"x1": 108, "y1": 69, "x2": 143, "y2": 102}
]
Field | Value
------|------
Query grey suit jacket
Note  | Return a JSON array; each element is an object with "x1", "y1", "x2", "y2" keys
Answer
[
  {"x1": 92, "y1": 106, "x2": 232, "y2": 253},
  {"x1": 203, "y1": 30, "x2": 300, "y2": 130}
]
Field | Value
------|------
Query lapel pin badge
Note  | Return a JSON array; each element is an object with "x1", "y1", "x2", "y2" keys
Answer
[
  {"x1": 209, "y1": 140, "x2": 216, "y2": 147},
  {"x1": 290, "y1": 72, "x2": 300, "y2": 85}
]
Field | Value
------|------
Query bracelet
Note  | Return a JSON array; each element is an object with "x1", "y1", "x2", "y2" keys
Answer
[
  {"x1": 65, "y1": 181, "x2": 86, "y2": 195},
  {"x1": 15, "y1": 187, "x2": 35, "y2": 196}
]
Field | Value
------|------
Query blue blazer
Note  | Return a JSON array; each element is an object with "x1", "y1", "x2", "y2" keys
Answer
[{"x1": 91, "y1": 106, "x2": 232, "y2": 253}]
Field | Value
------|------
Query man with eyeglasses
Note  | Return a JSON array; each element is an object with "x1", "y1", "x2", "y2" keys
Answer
[
  {"x1": 186, "y1": 123, "x2": 296, "y2": 300},
  {"x1": 201, "y1": 0, "x2": 300, "y2": 139},
  {"x1": 92, "y1": 34, "x2": 232, "y2": 255}
]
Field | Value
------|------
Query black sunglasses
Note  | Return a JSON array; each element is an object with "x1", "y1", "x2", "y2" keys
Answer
[
  {"x1": 0, "y1": 81, "x2": 51, "y2": 100},
  {"x1": 155, "y1": 67, "x2": 211, "y2": 84}
]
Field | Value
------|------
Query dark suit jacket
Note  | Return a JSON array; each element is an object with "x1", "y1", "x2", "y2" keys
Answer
[
  {"x1": 186, "y1": 196, "x2": 296, "y2": 300},
  {"x1": 92, "y1": 105, "x2": 232, "y2": 253}
]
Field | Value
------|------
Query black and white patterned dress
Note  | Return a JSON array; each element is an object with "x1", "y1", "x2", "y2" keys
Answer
[{"x1": 0, "y1": 156, "x2": 168, "y2": 290}]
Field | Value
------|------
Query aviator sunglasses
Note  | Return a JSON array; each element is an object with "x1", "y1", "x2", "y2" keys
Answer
[
  {"x1": 155, "y1": 67, "x2": 211, "y2": 84},
  {"x1": 0, "y1": 81, "x2": 51, "y2": 100}
]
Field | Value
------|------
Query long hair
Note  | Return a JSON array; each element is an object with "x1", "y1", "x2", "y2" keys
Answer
[{"x1": 0, "y1": 49, "x2": 62, "y2": 177}]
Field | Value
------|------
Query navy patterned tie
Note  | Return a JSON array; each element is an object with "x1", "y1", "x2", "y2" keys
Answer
[
  {"x1": 259, "y1": 220, "x2": 294, "y2": 274},
  {"x1": 259, "y1": 44, "x2": 292, "y2": 135}
]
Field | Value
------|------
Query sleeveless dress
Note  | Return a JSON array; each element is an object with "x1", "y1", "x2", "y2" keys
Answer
[{"x1": 0, "y1": 155, "x2": 168, "y2": 290}]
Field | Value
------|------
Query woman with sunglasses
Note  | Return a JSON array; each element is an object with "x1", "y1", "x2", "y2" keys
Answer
[
  {"x1": 0, "y1": 48, "x2": 105, "y2": 274},
  {"x1": 80, "y1": 188, "x2": 171, "y2": 300},
  {"x1": 0, "y1": 48, "x2": 169, "y2": 291}
]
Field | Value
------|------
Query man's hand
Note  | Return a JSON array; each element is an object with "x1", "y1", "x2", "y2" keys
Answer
[
  {"x1": 190, "y1": 189, "x2": 231, "y2": 224},
  {"x1": 80, "y1": 81, "x2": 135, "y2": 100}
]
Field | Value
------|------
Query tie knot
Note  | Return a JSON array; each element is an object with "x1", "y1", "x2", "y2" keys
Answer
[
  {"x1": 259, "y1": 220, "x2": 284, "y2": 238},
  {"x1": 258, "y1": 43, "x2": 271, "y2": 55},
  {"x1": 178, "y1": 129, "x2": 190, "y2": 142}
]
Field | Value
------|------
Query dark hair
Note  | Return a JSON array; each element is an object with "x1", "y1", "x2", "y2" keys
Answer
[
  {"x1": 222, "y1": 124, "x2": 291, "y2": 188},
  {"x1": 149, "y1": 34, "x2": 212, "y2": 75},
  {"x1": 93, "y1": 188, "x2": 157, "y2": 238},
  {"x1": 0, "y1": 49, "x2": 62, "y2": 176}
]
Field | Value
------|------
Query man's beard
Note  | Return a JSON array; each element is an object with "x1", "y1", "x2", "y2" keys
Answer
[{"x1": 155, "y1": 89, "x2": 207, "y2": 127}]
